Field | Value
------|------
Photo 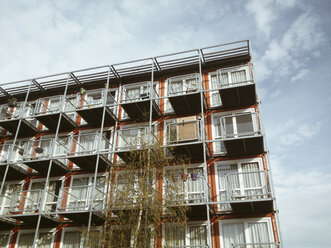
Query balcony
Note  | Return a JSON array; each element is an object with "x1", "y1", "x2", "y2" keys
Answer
[
  {"x1": 57, "y1": 185, "x2": 106, "y2": 225},
  {"x1": 164, "y1": 167, "x2": 210, "y2": 219},
  {"x1": 167, "y1": 74, "x2": 206, "y2": 115},
  {"x1": 0, "y1": 144, "x2": 29, "y2": 180},
  {"x1": 8, "y1": 189, "x2": 59, "y2": 227},
  {"x1": 34, "y1": 95, "x2": 77, "y2": 132},
  {"x1": 22, "y1": 138, "x2": 68, "y2": 176},
  {"x1": 115, "y1": 126, "x2": 158, "y2": 162},
  {"x1": 0, "y1": 101, "x2": 38, "y2": 137},
  {"x1": 76, "y1": 89, "x2": 118, "y2": 126},
  {"x1": 217, "y1": 67, "x2": 256, "y2": 108},
  {"x1": 216, "y1": 112, "x2": 264, "y2": 156},
  {"x1": 120, "y1": 82, "x2": 161, "y2": 120},
  {"x1": 165, "y1": 117, "x2": 209, "y2": 161},
  {"x1": 230, "y1": 242, "x2": 279, "y2": 247},
  {"x1": 225, "y1": 170, "x2": 273, "y2": 214},
  {"x1": 67, "y1": 132, "x2": 113, "y2": 171}
]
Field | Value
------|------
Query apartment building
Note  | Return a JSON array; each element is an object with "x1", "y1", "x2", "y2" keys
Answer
[{"x1": 0, "y1": 40, "x2": 281, "y2": 247}]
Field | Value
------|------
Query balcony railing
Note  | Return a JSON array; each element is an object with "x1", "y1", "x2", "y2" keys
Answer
[
  {"x1": 166, "y1": 118, "x2": 204, "y2": 145},
  {"x1": 57, "y1": 185, "x2": 105, "y2": 212},
  {"x1": 9, "y1": 189, "x2": 43, "y2": 213},
  {"x1": 231, "y1": 242, "x2": 279, "y2": 248},
  {"x1": 76, "y1": 88, "x2": 117, "y2": 110},
  {"x1": 167, "y1": 74, "x2": 201, "y2": 96},
  {"x1": 34, "y1": 95, "x2": 76, "y2": 115},
  {"x1": 121, "y1": 82, "x2": 159, "y2": 103},
  {"x1": 22, "y1": 138, "x2": 54, "y2": 160},
  {"x1": 225, "y1": 171, "x2": 271, "y2": 202},
  {"x1": 0, "y1": 101, "x2": 35, "y2": 121},
  {"x1": 68, "y1": 132, "x2": 113, "y2": 156},
  {"x1": 218, "y1": 112, "x2": 261, "y2": 140},
  {"x1": 117, "y1": 126, "x2": 158, "y2": 151}
]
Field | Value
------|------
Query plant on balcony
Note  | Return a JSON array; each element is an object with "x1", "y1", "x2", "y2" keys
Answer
[{"x1": 84, "y1": 142, "x2": 190, "y2": 248}]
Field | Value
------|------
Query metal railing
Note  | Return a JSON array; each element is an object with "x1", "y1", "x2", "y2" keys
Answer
[
  {"x1": 231, "y1": 242, "x2": 279, "y2": 247},
  {"x1": 34, "y1": 95, "x2": 75, "y2": 115},
  {"x1": 9, "y1": 189, "x2": 43, "y2": 213},
  {"x1": 57, "y1": 185, "x2": 105, "y2": 212},
  {"x1": 121, "y1": 82, "x2": 160, "y2": 106},
  {"x1": 68, "y1": 132, "x2": 113, "y2": 156},
  {"x1": 218, "y1": 112, "x2": 261, "y2": 140},
  {"x1": 76, "y1": 88, "x2": 117, "y2": 110},
  {"x1": 166, "y1": 118, "x2": 205, "y2": 145},
  {"x1": 116, "y1": 126, "x2": 158, "y2": 151},
  {"x1": 168, "y1": 73, "x2": 201, "y2": 96},
  {"x1": 0, "y1": 101, "x2": 36, "y2": 121},
  {"x1": 225, "y1": 170, "x2": 272, "y2": 202}
]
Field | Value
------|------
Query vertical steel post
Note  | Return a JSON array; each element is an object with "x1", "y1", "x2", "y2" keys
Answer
[
  {"x1": 198, "y1": 48, "x2": 212, "y2": 248},
  {"x1": 32, "y1": 73, "x2": 70, "y2": 248}
]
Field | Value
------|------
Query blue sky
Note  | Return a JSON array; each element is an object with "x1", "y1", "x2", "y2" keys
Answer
[{"x1": 0, "y1": 0, "x2": 330, "y2": 247}]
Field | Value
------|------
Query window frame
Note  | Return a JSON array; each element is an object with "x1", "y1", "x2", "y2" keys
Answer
[
  {"x1": 219, "y1": 217, "x2": 275, "y2": 248},
  {"x1": 211, "y1": 108, "x2": 257, "y2": 155},
  {"x1": 15, "y1": 228, "x2": 55, "y2": 248},
  {"x1": 214, "y1": 158, "x2": 264, "y2": 212}
]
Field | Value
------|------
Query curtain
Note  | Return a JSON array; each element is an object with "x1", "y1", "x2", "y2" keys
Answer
[
  {"x1": 220, "y1": 72, "x2": 229, "y2": 86},
  {"x1": 186, "y1": 78, "x2": 197, "y2": 91},
  {"x1": 217, "y1": 165, "x2": 238, "y2": 210},
  {"x1": 93, "y1": 176, "x2": 105, "y2": 210},
  {"x1": 222, "y1": 223, "x2": 245, "y2": 248},
  {"x1": 26, "y1": 182, "x2": 45, "y2": 212},
  {"x1": 169, "y1": 79, "x2": 183, "y2": 95},
  {"x1": 79, "y1": 133, "x2": 95, "y2": 153},
  {"x1": 48, "y1": 97, "x2": 61, "y2": 112},
  {"x1": 126, "y1": 87, "x2": 140, "y2": 101},
  {"x1": 70, "y1": 178, "x2": 89, "y2": 209},
  {"x1": 242, "y1": 162, "x2": 263, "y2": 199},
  {"x1": 164, "y1": 225, "x2": 185, "y2": 247},
  {"x1": 2, "y1": 183, "x2": 21, "y2": 214},
  {"x1": 0, "y1": 234, "x2": 9, "y2": 247},
  {"x1": 188, "y1": 168, "x2": 204, "y2": 202},
  {"x1": 45, "y1": 180, "x2": 61, "y2": 212},
  {"x1": 189, "y1": 226, "x2": 207, "y2": 246},
  {"x1": 248, "y1": 222, "x2": 270, "y2": 247},
  {"x1": 17, "y1": 233, "x2": 34, "y2": 248},
  {"x1": 231, "y1": 70, "x2": 247, "y2": 85},
  {"x1": 211, "y1": 75, "x2": 221, "y2": 106},
  {"x1": 236, "y1": 114, "x2": 254, "y2": 136},
  {"x1": 63, "y1": 231, "x2": 81, "y2": 248},
  {"x1": 38, "y1": 233, "x2": 53, "y2": 248}
]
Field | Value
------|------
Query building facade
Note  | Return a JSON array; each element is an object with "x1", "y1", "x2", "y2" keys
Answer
[{"x1": 0, "y1": 40, "x2": 281, "y2": 247}]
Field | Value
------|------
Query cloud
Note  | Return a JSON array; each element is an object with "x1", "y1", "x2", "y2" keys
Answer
[
  {"x1": 291, "y1": 68, "x2": 309, "y2": 82},
  {"x1": 245, "y1": 0, "x2": 276, "y2": 37}
]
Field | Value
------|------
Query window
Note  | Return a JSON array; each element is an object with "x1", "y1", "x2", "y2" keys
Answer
[
  {"x1": 17, "y1": 231, "x2": 54, "y2": 248},
  {"x1": 163, "y1": 165, "x2": 205, "y2": 204},
  {"x1": 62, "y1": 175, "x2": 105, "y2": 212},
  {"x1": 0, "y1": 232, "x2": 10, "y2": 248},
  {"x1": 167, "y1": 74, "x2": 199, "y2": 96},
  {"x1": 209, "y1": 66, "x2": 251, "y2": 107},
  {"x1": 62, "y1": 230, "x2": 81, "y2": 248},
  {"x1": 118, "y1": 123, "x2": 157, "y2": 150},
  {"x1": 212, "y1": 110, "x2": 258, "y2": 154},
  {"x1": 216, "y1": 159, "x2": 267, "y2": 211},
  {"x1": 219, "y1": 218, "x2": 275, "y2": 248},
  {"x1": 0, "y1": 182, "x2": 22, "y2": 215},
  {"x1": 165, "y1": 116, "x2": 200, "y2": 144},
  {"x1": 163, "y1": 223, "x2": 207, "y2": 247}
]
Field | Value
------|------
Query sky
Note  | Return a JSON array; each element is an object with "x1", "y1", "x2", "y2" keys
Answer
[{"x1": 0, "y1": 0, "x2": 330, "y2": 247}]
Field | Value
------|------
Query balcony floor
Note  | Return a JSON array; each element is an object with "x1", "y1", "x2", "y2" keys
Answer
[
  {"x1": 9, "y1": 214, "x2": 59, "y2": 227},
  {"x1": 0, "y1": 119, "x2": 38, "y2": 137},
  {"x1": 121, "y1": 100, "x2": 161, "y2": 120},
  {"x1": 23, "y1": 159, "x2": 68, "y2": 176},
  {"x1": 0, "y1": 164, "x2": 28, "y2": 180},
  {"x1": 219, "y1": 84, "x2": 256, "y2": 108},
  {"x1": 230, "y1": 199, "x2": 274, "y2": 214},
  {"x1": 168, "y1": 92, "x2": 205, "y2": 115},
  {"x1": 224, "y1": 136, "x2": 264, "y2": 156},
  {"x1": 68, "y1": 154, "x2": 111, "y2": 171},
  {"x1": 59, "y1": 211, "x2": 105, "y2": 225},
  {"x1": 77, "y1": 106, "x2": 117, "y2": 126},
  {"x1": 35, "y1": 113, "x2": 76, "y2": 132}
]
